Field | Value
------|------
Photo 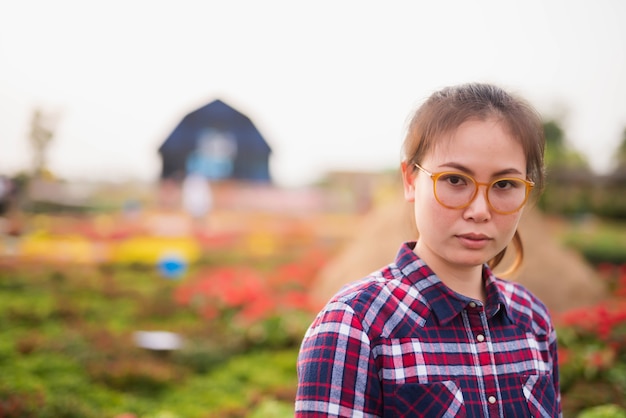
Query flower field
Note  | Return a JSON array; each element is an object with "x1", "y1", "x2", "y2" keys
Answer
[
  {"x1": 0, "y1": 209, "x2": 350, "y2": 417},
  {"x1": 1, "y1": 208, "x2": 626, "y2": 417},
  {"x1": 556, "y1": 263, "x2": 626, "y2": 417}
]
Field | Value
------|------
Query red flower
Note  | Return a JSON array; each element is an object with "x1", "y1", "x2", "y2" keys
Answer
[
  {"x1": 558, "y1": 347, "x2": 571, "y2": 366},
  {"x1": 237, "y1": 295, "x2": 276, "y2": 323},
  {"x1": 173, "y1": 248, "x2": 329, "y2": 326},
  {"x1": 280, "y1": 290, "x2": 314, "y2": 312}
]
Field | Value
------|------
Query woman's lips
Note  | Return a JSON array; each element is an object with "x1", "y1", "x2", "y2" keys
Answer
[{"x1": 456, "y1": 233, "x2": 492, "y2": 249}]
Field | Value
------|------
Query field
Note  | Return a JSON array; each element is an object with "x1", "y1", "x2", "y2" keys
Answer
[{"x1": 1, "y1": 199, "x2": 626, "y2": 417}]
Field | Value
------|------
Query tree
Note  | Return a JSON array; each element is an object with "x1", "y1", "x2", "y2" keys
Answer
[
  {"x1": 614, "y1": 127, "x2": 626, "y2": 169},
  {"x1": 29, "y1": 108, "x2": 58, "y2": 178},
  {"x1": 543, "y1": 119, "x2": 589, "y2": 170},
  {"x1": 540, "y1": 119, "x2": 592, "y2": 216}
]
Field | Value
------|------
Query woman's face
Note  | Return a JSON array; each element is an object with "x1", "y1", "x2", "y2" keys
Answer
[{"x1": 401, "y1": 117, "x2": 527, "y2": 273}]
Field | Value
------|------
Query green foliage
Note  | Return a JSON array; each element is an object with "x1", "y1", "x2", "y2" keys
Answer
[
  {"x1": 0, "y1": 254, "x2": 310, "y2": 416},
  {"x1": 544, "y1": 120, "x2": 565, "y2": 148},
  {"x1": 614, "y1": 128, "x2": 626, "y2": 169},
  {"x1": 248, "y1": 399, "x2": 295, "y2": 418},
  {"x1": 563, "y1": 222, "x2": 626, "y2": 265},
  {"x1": 543, "y1": 119, "x2": 589, "y2": 170},
  {"x1": 578, "y1": 404, "x2": 626, "y2": 418},
  {"x1": 589, "y1": 180, "x2": 626, "y2": 220},
  {"x1": 538, "y1": 120, "x2": 626, "y2": 220}
]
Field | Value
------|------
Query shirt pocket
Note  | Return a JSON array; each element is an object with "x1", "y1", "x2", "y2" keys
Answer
[
  {"x1": 384, "y1": 380, "x2": 466, "y2": 418},
  {"x1": 521, "y1": 374, "x2": 559, "y2": 418}
]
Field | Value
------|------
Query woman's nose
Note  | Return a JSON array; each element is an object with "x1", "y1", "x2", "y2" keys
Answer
[{"x1": 463, "y1": 187, "x2": 491, "y2": 222}]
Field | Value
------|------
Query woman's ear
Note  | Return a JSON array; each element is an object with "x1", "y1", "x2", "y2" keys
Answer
[{"x1": 400, "y1": 161, "x2": 416, "y2": 202}]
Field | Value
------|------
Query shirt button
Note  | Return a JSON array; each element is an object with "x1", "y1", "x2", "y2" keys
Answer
[
  {"x1": 476, "y1": 334, "x2": 485, "y2": 342},
  {"x1": 488, "y1": 395, "x2": 497, "y2": 404},
  {"x1": 469, "y1": 301, "x2": 477, "y2": 308}
]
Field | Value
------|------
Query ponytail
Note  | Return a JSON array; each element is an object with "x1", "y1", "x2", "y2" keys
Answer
[{"x1": 488, "y1": 230, "x2": 523, "y2": 277}]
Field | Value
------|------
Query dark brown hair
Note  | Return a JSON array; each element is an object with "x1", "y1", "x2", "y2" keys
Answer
[{"x1": 402, "y1": 83, "x2": 546, "y2": 274}]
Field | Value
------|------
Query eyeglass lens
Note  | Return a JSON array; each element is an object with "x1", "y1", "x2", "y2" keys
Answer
[{"x1": 433, "y1": 173, "x2": 527, "y2": 212}]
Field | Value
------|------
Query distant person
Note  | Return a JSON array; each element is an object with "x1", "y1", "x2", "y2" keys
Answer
[
  {"x1": 0, "y1": 176, "x2": 11, "y2": 215},
  {"x1": 296, "y1": 83, "x2": 561, "y2": 417},
  {"x1": 182, "y1": 173, "x2": 212, "y2": 220}
]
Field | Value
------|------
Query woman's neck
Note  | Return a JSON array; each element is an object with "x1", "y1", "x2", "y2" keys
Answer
[
  {"x1": 439, "y1": 268, "x2": 486, "y2": 303},
  {"x1": 414, "y1": 245, "x2": 486, "y2": 303}
]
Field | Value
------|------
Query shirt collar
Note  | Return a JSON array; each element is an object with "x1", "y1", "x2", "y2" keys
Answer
[{"x1": 394, "y1": 241, "x2": 512, "y2": 326}]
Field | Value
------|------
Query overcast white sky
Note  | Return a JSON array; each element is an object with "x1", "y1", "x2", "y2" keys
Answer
[{"x1": 1, "y1": 0, "x2": 626, "y2": 187}]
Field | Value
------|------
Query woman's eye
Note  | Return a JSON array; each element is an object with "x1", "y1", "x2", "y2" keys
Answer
[
  {"x1": 494, "y1": 180, "x2": 517, "y2": 189},
  {"x1": 443, "y1": 175, "x2": 468, "y2": 186}
]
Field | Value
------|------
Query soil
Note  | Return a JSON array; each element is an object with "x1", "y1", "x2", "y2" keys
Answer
[{"x1": 310, "y1": 196, "x2": 608, "y2": 314}]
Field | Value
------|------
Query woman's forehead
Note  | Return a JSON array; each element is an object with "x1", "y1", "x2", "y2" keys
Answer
[{"x1": 424, "y1": 120, "x2": 526, "y2": 166}]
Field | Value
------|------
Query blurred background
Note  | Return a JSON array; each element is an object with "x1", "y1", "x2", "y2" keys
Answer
[{"x1": 1, "y1": 1, "x2": 626, "y2": 417}]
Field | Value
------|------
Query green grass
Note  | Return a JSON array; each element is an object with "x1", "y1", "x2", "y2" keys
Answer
[
  {"x1": 563, "y1": 220, "x2": 626, "y2": 265},
  {"x1": 0, "y1": 262, "x2": 303, "y2": 417}
]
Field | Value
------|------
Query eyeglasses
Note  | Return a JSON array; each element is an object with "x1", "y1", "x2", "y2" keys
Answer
[{"x1": 414, "y1": 163, "x2": 534, "y2": 214}]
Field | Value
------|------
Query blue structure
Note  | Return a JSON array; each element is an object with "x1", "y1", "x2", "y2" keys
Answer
[{"x1": 158, "y1": 99, "x2": 272, "y2": 182}]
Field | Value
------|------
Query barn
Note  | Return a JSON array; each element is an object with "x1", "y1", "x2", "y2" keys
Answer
[{"x1": 158, "y1": 99, "x2": 272, "y2": 183}]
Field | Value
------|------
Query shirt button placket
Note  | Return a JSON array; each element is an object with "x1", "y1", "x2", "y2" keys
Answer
[
  {"x1": 487, "y1": 394, "x2": 499, "y2": 416},
  {"x1": 467, "y1": 303, "x2": 499, "y2": 415}
]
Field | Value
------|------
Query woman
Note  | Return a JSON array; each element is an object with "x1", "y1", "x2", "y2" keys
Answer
[{"x1": 296, "y1": 83, "x2": 561, "y2": 417}]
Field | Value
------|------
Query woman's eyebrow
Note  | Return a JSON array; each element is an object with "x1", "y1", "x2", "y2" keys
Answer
[
  {"x1": 437, "y1": 162, "x2": 473, "y2": 173},
  {"x1": 438, "y1": 162, "x2": 524, "y2": 177}
]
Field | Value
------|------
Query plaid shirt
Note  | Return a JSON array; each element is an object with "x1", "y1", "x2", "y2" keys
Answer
[{"x1": 296, "y1": 242, "x2": 561, "y2": 417}]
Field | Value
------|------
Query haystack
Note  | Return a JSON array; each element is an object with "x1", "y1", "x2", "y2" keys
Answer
[{"x1": 310, "y1": 194, "x2": 607, "y2": 313}]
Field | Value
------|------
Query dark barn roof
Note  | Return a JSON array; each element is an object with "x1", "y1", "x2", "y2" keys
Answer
[{"x1": 158, "y1": 99, "x2": 272, "y2": 182}]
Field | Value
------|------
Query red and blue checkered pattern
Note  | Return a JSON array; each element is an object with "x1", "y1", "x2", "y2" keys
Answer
[{"x1": 296, "y1": 242, "x2": 561, "y2": 417}]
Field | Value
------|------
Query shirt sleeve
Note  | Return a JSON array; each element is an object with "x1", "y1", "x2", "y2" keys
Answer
[
  {"x1": 549, "y1": 323, "x2": 563, "y2": 417},
  {"x1": 295, "y1": 300, "x2": 382, "y2": 417}
]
